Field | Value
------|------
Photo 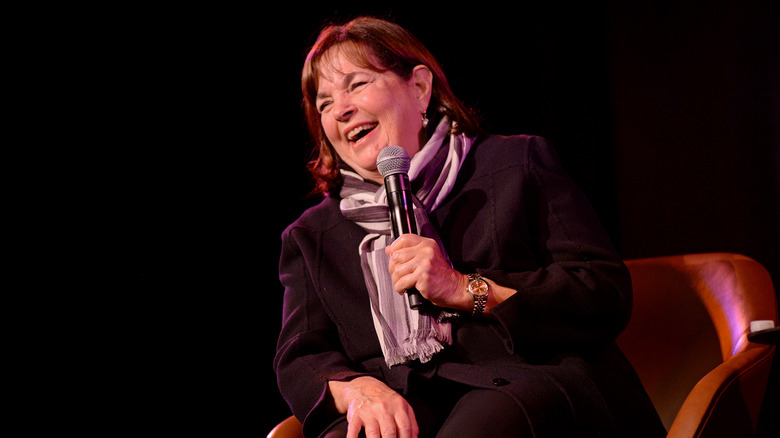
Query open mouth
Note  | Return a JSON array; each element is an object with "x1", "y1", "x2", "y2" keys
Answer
[{"x1": 347, "y1": 122, "x2": 378, "y2": 143}]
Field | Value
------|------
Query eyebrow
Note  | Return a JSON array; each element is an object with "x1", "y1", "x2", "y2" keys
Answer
[{"x1": 316, "y1": 72, "x2": 359, "y2": 101}]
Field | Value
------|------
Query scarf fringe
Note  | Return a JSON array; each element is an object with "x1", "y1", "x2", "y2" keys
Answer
[{"x1": 340, "y1": 116, "x2": 475, "y2": 367}]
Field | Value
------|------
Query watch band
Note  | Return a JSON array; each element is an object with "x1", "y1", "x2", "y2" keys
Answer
[{"x1": 467, "y1": 273, "x2": 489, "y2": 316}]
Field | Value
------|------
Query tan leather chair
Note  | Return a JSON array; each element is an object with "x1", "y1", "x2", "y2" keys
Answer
[
  {"x1": 267, "y1": 415, "x2": 304, "y2": 438},
  {"x1": 268, "y1": 253, "x2": 778, "y2": 438},
  {"x1": 618, "y1": 253, "x2": 777, "y2": 437}
]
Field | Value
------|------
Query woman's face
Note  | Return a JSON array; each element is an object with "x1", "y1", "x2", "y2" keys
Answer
[{"x1": 315, "y1": 46, "x2": 432, "y2": 184}]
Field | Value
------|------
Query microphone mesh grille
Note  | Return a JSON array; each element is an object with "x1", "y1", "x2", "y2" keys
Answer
[{"x1": 376, "y1": 146, "x2": 411, "y2": 177}]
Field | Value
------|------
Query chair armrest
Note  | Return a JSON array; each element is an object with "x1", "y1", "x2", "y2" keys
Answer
[
  {"x1": 668, "y1": 345, "x2": 775, "y2": 438},
  {"x1": 267, "y1": 415, "x2": 304, "y2": 438}
]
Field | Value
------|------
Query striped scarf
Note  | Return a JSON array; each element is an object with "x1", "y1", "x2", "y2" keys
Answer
[{"x1": 339, "y1": 117, "x2": 475, "y2": 366}]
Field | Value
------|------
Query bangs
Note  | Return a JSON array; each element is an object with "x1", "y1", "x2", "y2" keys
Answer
[{"x1": 302, "y1": 41, "x2": 385, "y2": 107}]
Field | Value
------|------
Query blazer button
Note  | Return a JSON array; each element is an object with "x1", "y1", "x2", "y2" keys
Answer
[{"x1": 491, "y1": 378, "x2": 509, "y2": 386}]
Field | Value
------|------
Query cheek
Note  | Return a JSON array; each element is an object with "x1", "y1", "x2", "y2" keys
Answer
[
  {"x1": 391, "y1": 108, "x2": 423, "y2": 147},
  {"x1": 320, "y1": 116, "x2": 340, "y2": 144}
]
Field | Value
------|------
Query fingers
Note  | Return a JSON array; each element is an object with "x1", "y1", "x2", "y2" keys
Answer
[
  {"x1": 385, "y1": 235, "x2": 465, "y2": 310},
  {"x1": 346, "y1": 399, "x2": 418, "y2": 438},
  {"x1": 399, "y1": 404, "x2": 419, "y2": 438},
  {"x1": 386, "y1": 236, "x2": 437, "y2": 293},
  {"x1": 336, "y1": 376, "x2": 418, "y2": 437},
  {"x1": 346, "y1": 415, "x2": 363, "y2": 438},
  {"x1": 389, "y1": 254, "x2": 434, "y2": 294}
]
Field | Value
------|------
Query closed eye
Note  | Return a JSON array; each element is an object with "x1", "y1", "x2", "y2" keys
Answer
[
  {"x1": 350, "y1": 81, "x2": 368, "y2": 92},
  {"x1": 317, "y1": 100, "x2": 332, "y2": 113}
]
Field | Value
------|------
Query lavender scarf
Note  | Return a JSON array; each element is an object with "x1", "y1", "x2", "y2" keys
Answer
[{"x1": 339, "y1": 117, "x2": 475, "y2": 366}]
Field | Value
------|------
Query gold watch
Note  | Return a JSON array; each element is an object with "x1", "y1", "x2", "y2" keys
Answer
[{"x1": 466, "y1": 273, "x2": 489, "y2": 316}]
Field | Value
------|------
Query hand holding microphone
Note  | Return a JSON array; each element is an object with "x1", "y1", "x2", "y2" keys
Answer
[{"x1": 376, "y1": 146, "x2": 426, "y2": 310}]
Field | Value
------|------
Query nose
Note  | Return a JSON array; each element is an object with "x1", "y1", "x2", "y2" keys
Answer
[{"x1": 333, "y1": 96, "x2": 356, "y2": 123}]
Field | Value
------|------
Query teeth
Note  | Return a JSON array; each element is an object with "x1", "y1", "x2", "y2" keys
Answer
[{"x1": 347, "y1": 123, "x2": 377, "y2": 142}]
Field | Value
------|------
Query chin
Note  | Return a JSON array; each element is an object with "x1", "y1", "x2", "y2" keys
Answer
[{"x1": 357, "y1": 143, "x2": 385, "y2": 163}]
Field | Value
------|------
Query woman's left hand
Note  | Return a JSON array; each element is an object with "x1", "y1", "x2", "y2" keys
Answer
[{"x1": 385, "y1": 234, "x2": 470, "y2": 311}]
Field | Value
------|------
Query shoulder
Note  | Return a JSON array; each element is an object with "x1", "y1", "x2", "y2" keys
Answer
[
  {"x1": 282, "y1": 195, "x2": 345, "y2": 239},
  {"x1": 281, "y1": 195, "x2": 366, "y2": 249},
  {"x1": 467, "y1": 133, "x2": 560, "y2": 176}
]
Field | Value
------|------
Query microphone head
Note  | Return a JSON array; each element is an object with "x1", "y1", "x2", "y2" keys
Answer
[{"x1": 376, "y1": 146, "x2": 411, "y2": 177}]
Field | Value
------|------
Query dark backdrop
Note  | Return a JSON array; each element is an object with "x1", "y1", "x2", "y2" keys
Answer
[{"x1": 69, "y1": 1, "x2": 777, "y2": 435}]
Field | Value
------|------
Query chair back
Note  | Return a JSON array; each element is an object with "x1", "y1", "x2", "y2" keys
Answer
[{"x1": 619, "y1": 253, "x2": 777, "y2": 434}]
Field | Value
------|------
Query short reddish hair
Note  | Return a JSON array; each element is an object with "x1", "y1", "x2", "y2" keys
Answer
[{"x1": 301, "y1": 16, "x2": 480, "y2": 195}]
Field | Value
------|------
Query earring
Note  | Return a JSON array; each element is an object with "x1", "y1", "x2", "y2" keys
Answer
[{"x1": 421, "y1": 112, "x2": 429, "y2": 128}]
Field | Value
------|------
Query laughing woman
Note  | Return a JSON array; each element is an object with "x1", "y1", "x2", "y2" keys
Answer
[{"x1": 274, "y1": 16, "x2": 665, "y2": 438}]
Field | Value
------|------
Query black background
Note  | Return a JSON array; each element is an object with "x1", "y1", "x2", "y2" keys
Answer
[{"x1": 50, "y1": 1, "x2": 778, "y2": 435}]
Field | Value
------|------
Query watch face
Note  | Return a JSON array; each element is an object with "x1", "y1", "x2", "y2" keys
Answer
[{"x1": 469, "y1": 279, "x2": 489, "y2": 296}]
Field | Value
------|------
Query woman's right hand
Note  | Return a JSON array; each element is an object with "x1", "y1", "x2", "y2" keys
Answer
[{"x1": 328, "y1": 376, "x2": 419, "y2": 438}]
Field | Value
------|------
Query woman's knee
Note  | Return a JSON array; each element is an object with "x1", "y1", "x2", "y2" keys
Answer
[{"x1": 436, "y1": 389, "x2": 531, "y2": 437}]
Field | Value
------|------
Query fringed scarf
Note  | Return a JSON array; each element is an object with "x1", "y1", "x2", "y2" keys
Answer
[{"x1": 339, "y1": 117, "x2": 475, "y2": 366}]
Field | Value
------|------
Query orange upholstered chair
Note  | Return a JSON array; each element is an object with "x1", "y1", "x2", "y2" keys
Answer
[
  {"x1": 269, "y1": 253, "x2": 778, "y2": 437},
  {"x1": 618, "y1": 253, "x2": 777, "y2": 437},
  {"x1": 267, "y1": 415, "x2": 304, "y2": 438}
]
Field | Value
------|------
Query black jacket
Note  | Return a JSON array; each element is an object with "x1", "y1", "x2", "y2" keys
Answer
[{"x1": 274, "y1": 134, "x2": 664, "y2": 436}]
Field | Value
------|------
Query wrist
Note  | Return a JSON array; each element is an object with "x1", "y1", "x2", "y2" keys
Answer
[
  {"x1": 466, "y1": 273, "x2": 489, "y2": 316},
  {"x1": 456, "y1": 273, "x2": 471, "y2": 311},
  {"x1": 329, "y1": 375, "x2": 390, "y2": 414},
  {"x1": 328, "y1": 379, "x2": 352, "y2": 414}
]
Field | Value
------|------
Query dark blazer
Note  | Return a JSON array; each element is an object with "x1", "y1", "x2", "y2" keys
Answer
[{"x1": 274, "y1": 134, "x2": 665, "y2": 437}]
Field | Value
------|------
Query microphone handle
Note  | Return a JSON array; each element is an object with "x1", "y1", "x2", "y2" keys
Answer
[
  {"x1": 406, "y1": 288, "x2": 425, "y2": 310},
  {"x1": 385, "y1": 174, "x2": 426, "y2": 310}
]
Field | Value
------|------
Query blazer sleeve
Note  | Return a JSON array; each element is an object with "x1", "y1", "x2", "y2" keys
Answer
[
  {"x1": 273, "y1": 225, "x2": 368, "y2": 435},
  {"x1": 482, "y1": 137, "x2": 632, "y2": 352}
]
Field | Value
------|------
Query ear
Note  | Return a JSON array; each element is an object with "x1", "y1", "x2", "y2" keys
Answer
[{"x1": 410, "y1": 65, "x2": 434, "y2": 113}]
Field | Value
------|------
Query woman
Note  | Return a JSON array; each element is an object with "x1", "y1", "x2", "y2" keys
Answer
[{"x1": 274, "y1": 16, "x2": 665, "y2": 438}]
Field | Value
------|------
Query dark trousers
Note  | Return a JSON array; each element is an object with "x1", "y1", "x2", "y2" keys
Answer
[{"x1": 320, "y1": 376, "x2": 531, "y2": 438}]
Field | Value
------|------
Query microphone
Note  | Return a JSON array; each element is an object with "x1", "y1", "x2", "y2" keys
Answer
[{"x1": 376, "y1": 146, "x2": 425, "y2": 310}]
